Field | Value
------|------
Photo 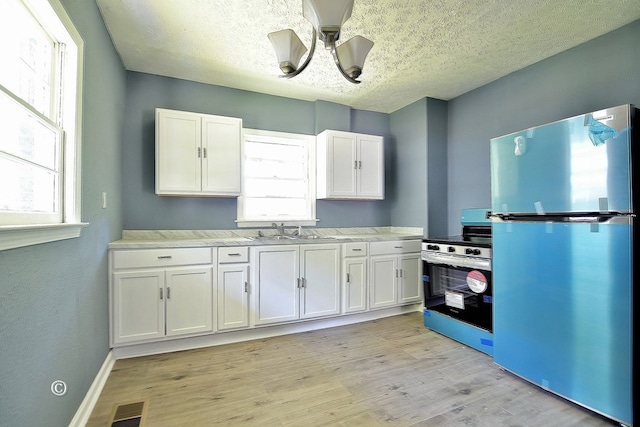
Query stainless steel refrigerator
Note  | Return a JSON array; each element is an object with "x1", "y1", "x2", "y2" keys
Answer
[{"x1": 490, "y1": 104, "x2": 636, "y2": 425}]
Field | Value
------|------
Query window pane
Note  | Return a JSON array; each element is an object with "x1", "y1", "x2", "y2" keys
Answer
[
  {"x1": 0, "y1": 92, "x2": 60, "y2": 170},
  {"x1": 244, "y1": 178, "x2": 306, "y2": 198},
  {"x1": 0, "y1": 155, "x2": 58, "y2": 213},
  {"x1": 0, "y1": 0, "x2": 53, "y2": 117},
  {"x1": 243, "y1": 197, "x2": 309, "y2": 219},
  {"x1": 245, "y1": 140, "x2": 305, "y2": 163}
]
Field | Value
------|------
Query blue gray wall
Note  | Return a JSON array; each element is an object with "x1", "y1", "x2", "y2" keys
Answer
[
  {"x1": 389, "y1": 98, "x2": 448, "y2": 237},
  {"x1": 0, "y1": 1, "x2": 126, "y2": 426},
  {"x1": 121, "y1": 73, "x2": 392, "y2": 229},
  {"x1": 446, "y1": 19, "x2": 640, "y2": 235}
]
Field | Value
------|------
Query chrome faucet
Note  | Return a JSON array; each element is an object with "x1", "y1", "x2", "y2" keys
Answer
[{"x1": 272, "y1": 223, "x2": 285, "y2": 235}]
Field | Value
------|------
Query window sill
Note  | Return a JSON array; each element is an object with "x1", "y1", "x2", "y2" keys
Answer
[{"x1": 0, "y1": 222, "x2": 89, "y2": 251}]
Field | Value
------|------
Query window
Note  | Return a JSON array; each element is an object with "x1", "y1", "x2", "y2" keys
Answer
[
  {"x1": 237, "y1": 129, "x2": 317, "y2": 227},
  {"x1": 0, "y1": 0, "x2": 84, "y2": 250}
]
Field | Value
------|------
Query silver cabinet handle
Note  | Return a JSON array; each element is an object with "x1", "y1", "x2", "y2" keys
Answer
[
  {"x1": 358, "y1": 160, "x2": 362, "y2": 169},
  {"x1": 160, "y1": 288, "x2": 163, "y2": 300},
  {"x1": 302, "y1": 277, "x2": 306, "y2": 288},
  {"x1": 157, "y1": 255, "x2": 172, "y2": 259},
  {"x1": 297, "y1": 278, "x2": 301, "y2": 288},
  {"x1": 228, "y1": 253, "x2": 241, "y2": 256},
  {"x1": 203, "y1": 147, "x2": 207, "y2": 158},
  {"x1": 167, "y1": 287, "x2": 171, "y2": 299},
  {"x1": 352, "y1": 248, "x2": 362, "y2": 252},
  {"x1": 394, "y1": 246, "x2": 403, "y2": 249},
  {"x1": 354, "y1": 160, "x2": 358, "y2": 169},
  {"x1": 346, "y1": 273, "x2": 350, "y2": 283},
  {"x1": 395, "y1": 269, "x2": 399, "y2": 278},
  {"x1": 399, "y1": 269, "x2": 403, "y2": 278},
  {"x1": 244, "y1": 281, "x2": 248, "y2": 293},
  {"x1": 197, "y1": 147, "x2": 202, "y2": 158}
]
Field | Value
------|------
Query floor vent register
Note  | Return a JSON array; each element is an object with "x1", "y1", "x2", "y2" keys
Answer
[{"x1": 109, "y1": 401, "x2": 147, "y2": 427}]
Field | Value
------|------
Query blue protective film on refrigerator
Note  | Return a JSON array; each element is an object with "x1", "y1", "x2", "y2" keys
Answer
[
  {"x1": 490, "y1": 105, "x2": 632, "y2": 214},
  {"x1": 492, "y1": 220, "x2": 633, "y2": 424},
  {"x1": 585, "y1": 114, "x2": 618, "y2": 146}
]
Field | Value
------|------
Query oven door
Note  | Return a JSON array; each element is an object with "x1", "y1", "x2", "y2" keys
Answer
[{"x1": 422, "y1": 253, "x2": 492, "y2": 331}]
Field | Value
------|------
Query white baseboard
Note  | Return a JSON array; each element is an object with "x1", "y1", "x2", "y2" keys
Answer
[{"x1": 69, "y1": 350, "x2": 116, "y2": 427}]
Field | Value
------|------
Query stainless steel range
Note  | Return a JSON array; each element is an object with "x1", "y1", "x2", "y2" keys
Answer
[{"x1": 421, "y1": 208, "x2": 493, "y2": 355}]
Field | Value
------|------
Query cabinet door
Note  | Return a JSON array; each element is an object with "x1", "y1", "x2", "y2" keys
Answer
[
  {"x1": 202, "y1": 115, "x2": 242, "y2": 195},
  {"x1": 357, "y1": 135, "x2": 384, "y2": 199},
  {"x1": 218, "y1": 264, "x2": 250, "y2": 330},
  {"x1": 156, "y1": 109, "x2": 201, "y2": 194},
  {"x1": 165, "y1": 267, "x2": 213, "y2": 337},
  {"x1": 398, "y1": 254, "x2": 422, "y2": 304},
  {"x1": 343, "y1": 257, "x2": 367, "y2": 313},
  {"x1": 370, "y1": 255, "x2": 397, "y2": 309},
  {"x1": 112, "y1": 270, "x2": 164, "y2": 344},
  {"x1": 300, "y1": 244, "x2": 341, "y2": 319},
  {"x1": 327, "y1": 132, "x2": 357, "y2": 197},
  {"x1": 253, "y1": 246, "x2": 300, "y2": 325}
]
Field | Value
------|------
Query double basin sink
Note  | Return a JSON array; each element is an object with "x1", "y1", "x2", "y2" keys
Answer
[{"x1": 251, "y1": 234, "x2": 338, "y2": 241}]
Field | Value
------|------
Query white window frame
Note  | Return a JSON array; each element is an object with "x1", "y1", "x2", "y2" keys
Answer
[
  {"x1": 237, "y1": 128, "x2": 318, "y2": 228},
  {"x1": 0, "y1": 0, "x2": 86, "y2": 251}
]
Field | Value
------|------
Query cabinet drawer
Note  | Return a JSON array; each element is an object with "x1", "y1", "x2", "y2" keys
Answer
[
  {"x1": 218, "y1": 247, "x2": 249, "y2": 263},
  {"x1": 112, "y1": 248, "x2": 213, "y2": 269},
  {"x1": 344, "y1": 242, "x2": 368, "y2": 257},
  {"x1": 370, "y1": 240, "x2": 421, "y2": 255}
]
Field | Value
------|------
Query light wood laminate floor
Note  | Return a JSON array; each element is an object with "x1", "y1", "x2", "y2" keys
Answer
[{"x1": 88, "y1": 312, "x2": 616, "y2": 426}]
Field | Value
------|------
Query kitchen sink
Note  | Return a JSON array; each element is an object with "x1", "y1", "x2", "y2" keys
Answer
[{"x1": 255, "y1": 234, "x2": 337, "y2": 241}]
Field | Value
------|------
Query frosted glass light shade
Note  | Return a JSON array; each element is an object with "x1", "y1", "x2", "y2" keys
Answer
[
  {"x1": 336, "y1": 35, "x2": 374, "y2": 77},
  {"x1": 268, "y1": 29, "x2": 307, "y2": 73},
  {"x1": 303, "y1": 0, "x2": 353, "y2": 33}
]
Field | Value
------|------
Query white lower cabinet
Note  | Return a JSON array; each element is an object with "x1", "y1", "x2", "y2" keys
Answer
[
  {"x1": 398, "y1": 254, "x2": 422, "y2": 304},
  {"x1": 343, "y1": 242, "x2": 368, "y2": 313},
  {"x1": 165, "y1": 267, "x2": 214, "y2": 336},
  {"x1": 110, "y1": 248, "x2": 215, "y2": 346},
  {"x1": 109, "y1": 238, "x2": 422, "y2": 350},
  {"x1": 217, "y1": 247, "x2": 250, "y2": 331},
  {"x1": 112, "y1": 269, "x2": 164, "y2": 343},
  {"x1": 369, "y1": 240, "x2": 422, "y2": 310},
  {"x1": 252, "y1": 244, "x2": 341, "y2": 326}
]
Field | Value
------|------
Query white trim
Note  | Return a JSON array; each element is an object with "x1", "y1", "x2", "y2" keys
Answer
[
  {"x1": 0, "y1": 222, "x2": 88, "y2": 251},
  {"x1": 69, "y1": 351, "x2": 116, "y2": 427},
  {"x1": 112, "y1": 304, "x2": 421, "y2": 359},
  {"x1": 1, "y1": 0, "x2": 86, "y2": 248}
]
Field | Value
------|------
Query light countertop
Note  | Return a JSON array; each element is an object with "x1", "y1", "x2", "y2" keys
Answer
[{"x1": 108, "y1": 227, "x2": 423, "y2": 249}]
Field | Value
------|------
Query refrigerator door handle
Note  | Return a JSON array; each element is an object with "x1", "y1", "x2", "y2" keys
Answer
[{"x1": 490, "y1": 212, "x2": 629, "y2": 223}]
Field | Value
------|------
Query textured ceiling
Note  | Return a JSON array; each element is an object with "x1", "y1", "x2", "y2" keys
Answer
[{"x1": 96, "y1": 0, "x2": 640, "y2": 113}]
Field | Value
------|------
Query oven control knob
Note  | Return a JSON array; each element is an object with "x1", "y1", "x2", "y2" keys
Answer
[
  {"x1": 448, "y1": 246, "x2": 456, "y2": 253},
  {"x1": 465, "y1": 248, "x2": 473, "y2": 255},
  {"x1": 428, "y1": 244, "x2": 439, "y2": 250}
]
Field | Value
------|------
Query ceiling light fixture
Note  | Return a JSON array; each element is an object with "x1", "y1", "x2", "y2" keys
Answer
[{"x1": 267, "y1": 0, "x2": 374, "y2": 84}]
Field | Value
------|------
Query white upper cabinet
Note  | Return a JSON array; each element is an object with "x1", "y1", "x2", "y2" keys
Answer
[
  {"x1": 155, "y1": 108, "x2": 242, "y2": 196},
  {"x1": 316, "y1": 130, "x2": 384, "y2": 200}
]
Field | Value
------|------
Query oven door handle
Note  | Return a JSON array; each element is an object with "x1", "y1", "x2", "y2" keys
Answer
[{"x1": 422, "y1": 252, "x2": 491, "y2": 271}]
